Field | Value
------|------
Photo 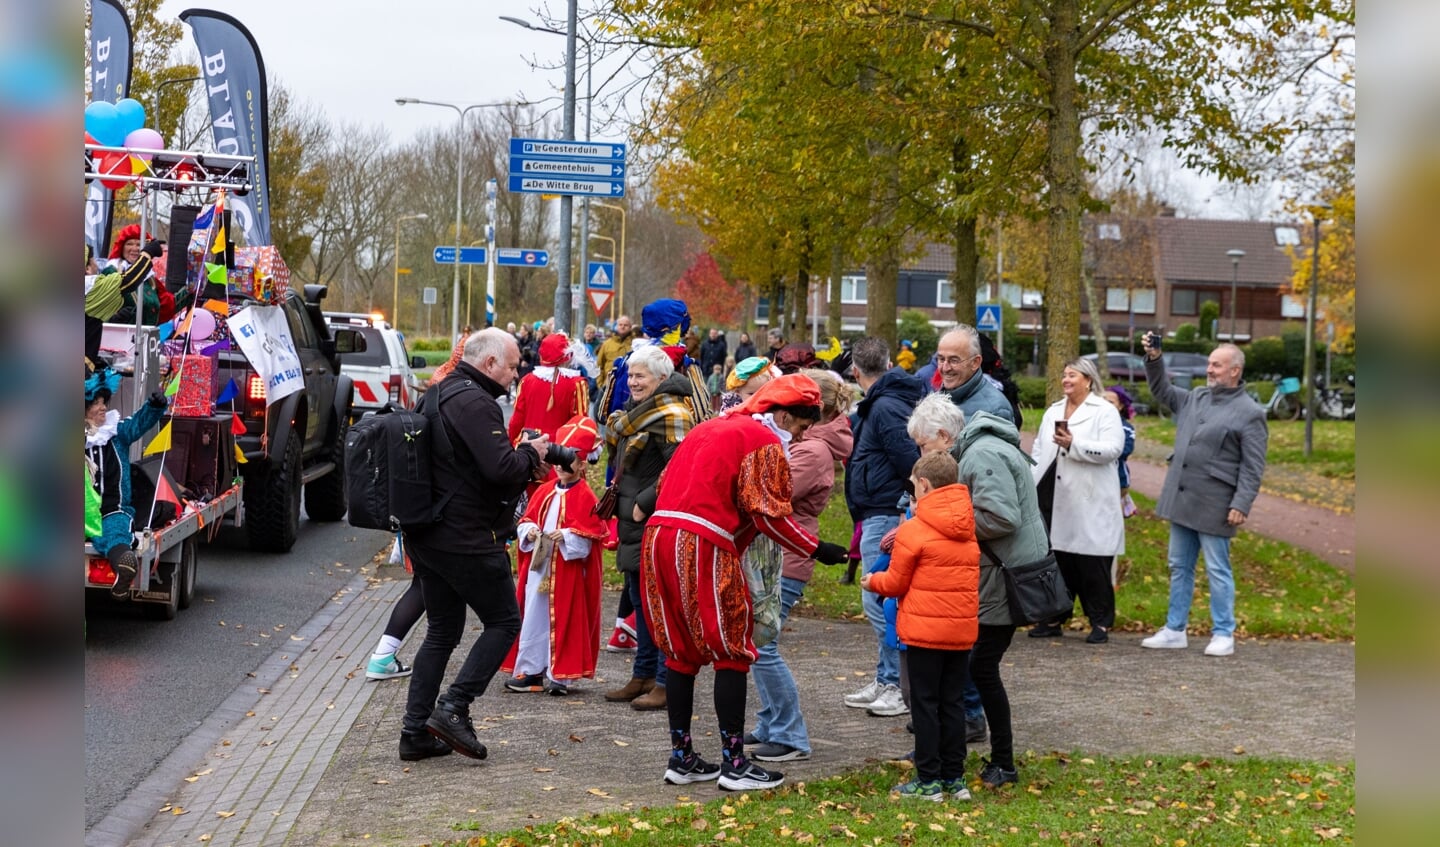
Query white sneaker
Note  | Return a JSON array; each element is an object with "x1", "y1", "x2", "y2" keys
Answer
[
  {"x1": 1141, "y1": 627, "x2": 1188, "y2": 649},
  {"x1": 1204, "y1": 635, "x2": 1235, "y2": 657},
  {"x1": 866, "y1": 684, "x2": 909, "y2": 717},
  {"x1": 844, "y1": 679, "x2": 882, "y2": 709}
]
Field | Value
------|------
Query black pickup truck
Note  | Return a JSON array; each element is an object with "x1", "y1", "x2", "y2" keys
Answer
[{"x1": 220, "y1": 284, "x2": 359, "y2": 552}]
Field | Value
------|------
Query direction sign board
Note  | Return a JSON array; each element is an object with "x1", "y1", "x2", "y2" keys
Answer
[
  {"x1": 507, "y1": 175, "x2": 624, "y2": 197},
  {"x1": 494, "y1": 248, "x2": 550, "y2": 268},
  {"x1": 433, "y1": 246, "x2": 487, "y2": 265},
  {"x1": 976, "y1": 304, "x2": 1002, "y2": 332},
  {"x1": 510, "y1": 138, "x2": 626, "y2": 160},
  {"x1": 512, "y1": 156, "x2": 625, "y2": 180},
  {"x1": 587, "y1": 261, "x2": 614, "y2": 291}
]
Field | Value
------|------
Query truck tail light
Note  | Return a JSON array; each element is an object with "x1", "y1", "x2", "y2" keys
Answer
[
  {"x1": 248, "y1": 375, "x2": 267, "y2": 402},
  {"x1": 388, "y1": 374, "x2": 402, "y2": 404}
]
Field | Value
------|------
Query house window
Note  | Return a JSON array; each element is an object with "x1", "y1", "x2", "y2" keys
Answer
[
  {"x1": 1105, "y1": 288, "x2": 1129, "y2": 311},
  {"x1": 1172, "y1": 288, "x2": 1218, "y2": 316},
  {"x1": 1106, "y1": 287, "x2": 1157, "y2": 314},
  {"x1": 1002, "y1": 282, "x2": 1042, "y2": 308},
  {"x1": 937, "y1": 279, "x2": 955, "y2": 308},
  {"x1": 1132, "y1": 288, "x2": 1156, "y2": 314},
  {"x1": 841, "y1": 275, "x2": 867, "y2": 304},
  {"x1": 1281, "y1": 294, "x2": 1307, "y2": 318},
  {"x1": 1097, "y1": 223, "x2": 1122, "y2": 240},
  {"x1": 1274, "y1": 226, "x2": 1301, "y2": 246}
]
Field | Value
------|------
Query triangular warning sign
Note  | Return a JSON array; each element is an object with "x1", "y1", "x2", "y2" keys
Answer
[
  {"x1": 589, "y1": 265, "x2": 611, "y2": 288},
  {"x1": 588, "y1": 290, "x2": 613, "y2": 315}
]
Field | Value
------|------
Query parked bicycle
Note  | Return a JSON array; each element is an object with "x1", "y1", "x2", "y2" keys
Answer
[
  {"x1": 1310, "y1": 373, "x2": 1357, "y2": 421},
  {"x1": 1247, "y1": 377, "x2": 1302, "y2": 421}
]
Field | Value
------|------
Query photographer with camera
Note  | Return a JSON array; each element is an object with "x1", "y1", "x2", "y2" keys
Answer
[
  {"x1": 1139, "y1": 332, "x2": 1268, "y2": 658},
  {"x1": 602, "y1": 344, "x2": 698, "y2": 712},
  {"x1": 397, "y1": 328, "x2": 550, "y2": 763}
]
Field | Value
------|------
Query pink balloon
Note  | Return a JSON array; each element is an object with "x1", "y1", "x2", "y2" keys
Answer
[
  {"x1": 124, "y1": 128, "x2": 164, "y2": 159},
  {"x1": 189, "y1": 308, "x2": 217, "y2": 342}
]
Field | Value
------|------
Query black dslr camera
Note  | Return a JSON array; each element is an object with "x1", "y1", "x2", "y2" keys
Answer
[{"x1": 521, "y1": 429, "x2": 578, "y2": 472}]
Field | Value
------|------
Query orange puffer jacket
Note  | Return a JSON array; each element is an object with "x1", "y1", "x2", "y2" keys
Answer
[{"x1": 866, "y1": 484, "x2": 980, "y2": 651}]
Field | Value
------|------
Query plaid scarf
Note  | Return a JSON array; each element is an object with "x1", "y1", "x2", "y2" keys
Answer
[{"x1": 606, "y1": 391, "x2": 693, "y2": 469}]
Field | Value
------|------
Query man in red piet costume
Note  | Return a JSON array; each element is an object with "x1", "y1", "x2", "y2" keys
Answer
[
  {"x1": 500, "y1": 415, "x2": 606, "y2": 695},
  {"x1": 640, "y1": 374, "x2": 851, "y2": 791},
  {"x1": 507, "y1": 332, "x2": 590, "y2": 445}
]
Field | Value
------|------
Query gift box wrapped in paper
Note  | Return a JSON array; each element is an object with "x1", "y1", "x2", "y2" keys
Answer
[{"x1": 167, "y1": 354, "x2": 219, "y2": 417}]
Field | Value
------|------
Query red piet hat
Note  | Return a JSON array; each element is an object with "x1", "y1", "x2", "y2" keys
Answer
[
  {"x1": 736, "y1": 373, "x2": 822, "y2": 416},
  {"x1": 539, "y1": 332, "x2": 570, "y2": 367},
  {"x1": 556, "y1": 414, "x2": 600, "y2": 458},
  {"x1": 109, "y1": 223, "x2": 142, "y2": 259}
]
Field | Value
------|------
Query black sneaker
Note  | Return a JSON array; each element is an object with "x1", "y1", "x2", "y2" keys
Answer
[
  {"x1": 743, "y1": 731, "x2": 761, "y2": 745},
  {"x1": 965, "y1": 714, "x2": 988, "y2": 744},
  {"x1": 425, "y1": 699, "x2": 488, "y2": 760},
  {"x1": 664, "y1": 752, "x2": 722, "y2": 785},
  {"x1": 1028, "y1": 623, "x2": 1062, "y2": 638},
  {"x1": 718, "y1": 758, "x2": 784, "y2": 791},
  {"x1": 751, "y1": 742, "x2": 810, "y2": 762},
  {"x1": 1086, "y1": 626, "x2": 1109, "y2": 644},
  {"x1": 979, "y1": 759, "x2": 1018, "y2": 789},
  {"x1": 504, "y1": 673, "x2": 545, "y2": 693},
  {"x1": 544, "y1": 680, "x2": 570, "y2": 697},
  {"x1": 399, "y1": 732, "x2": 454, "y2": 761},
  {"x1": 109, "y1": 550, "x2": 137, "y2": 601}
]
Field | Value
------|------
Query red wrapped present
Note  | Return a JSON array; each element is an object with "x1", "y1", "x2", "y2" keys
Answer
[{"x1": 167, "y1": 354, "x2": 218, "y2": 417}]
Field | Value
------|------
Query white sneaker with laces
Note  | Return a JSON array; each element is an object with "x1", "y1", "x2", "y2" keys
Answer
[
  {"x1": 866, "y1": 684, "x2": 909, "y2": 717},
  {"x1": 1141, "y1": 627, "x2": 1188, "y2": 649},
  {"x1": 844, "y1": 679, "x2": 882, "y2": 708},
  {"x1": 1204, "y1": 634, "x2": 1235, "y2": 656}
]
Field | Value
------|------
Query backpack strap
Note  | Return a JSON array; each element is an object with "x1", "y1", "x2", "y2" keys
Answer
[{"x1": 419, "y1": 378, "x2": 477, "y2": 520}]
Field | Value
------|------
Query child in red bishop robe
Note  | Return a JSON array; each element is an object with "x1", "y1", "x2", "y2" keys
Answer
[{"x1": 501, "y1": 415, "x2": 605, "y2": 695}]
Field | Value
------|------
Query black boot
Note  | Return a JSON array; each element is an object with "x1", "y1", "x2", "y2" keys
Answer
[
  {"x1": 425, "y1": 698, "x2": 487, "y2": 759},
  {"x1": 399, "y1": 732, "x2": 454, "y2": 761},
  {"x1": 108, "y1": 545, "x2": 137, "y2": 601},
  {"x1": 840, "y1": 559, "x2": 860, "y2": 585}
]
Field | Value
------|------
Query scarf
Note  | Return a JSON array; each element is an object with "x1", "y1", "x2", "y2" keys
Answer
[{"x1": 606, "y1": 389, "x2": 693, "y2": 469}]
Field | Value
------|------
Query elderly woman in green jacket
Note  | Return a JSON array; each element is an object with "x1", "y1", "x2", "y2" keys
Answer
[{"x1": 907, "y1": 395, "x2": 1048, "y2": 791}]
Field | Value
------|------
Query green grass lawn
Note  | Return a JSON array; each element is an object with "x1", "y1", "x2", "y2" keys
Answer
[{"x1": 453, "y1": 755, "x2": 1352, "y2": 846}]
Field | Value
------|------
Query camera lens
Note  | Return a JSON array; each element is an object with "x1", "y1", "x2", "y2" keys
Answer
[{"x1": 545, "y1": 444, "x2": 578, "y2": 472}]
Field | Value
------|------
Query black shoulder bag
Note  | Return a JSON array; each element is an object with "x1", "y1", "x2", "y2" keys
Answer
[{"x1": 979, "y1": 540, "x2": 1072, "y2": 626}]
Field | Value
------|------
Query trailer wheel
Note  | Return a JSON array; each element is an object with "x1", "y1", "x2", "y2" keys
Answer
[
  {"x1": 144, "y1": 550, "x2": 183, "y2": 621},
  {"x1": 177, "y1": 538, "x2": 198, "y2": 610}
]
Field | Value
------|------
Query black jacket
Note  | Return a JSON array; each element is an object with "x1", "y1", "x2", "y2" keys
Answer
[
  {"x1": 406, "y1": 361, "x2": 540, "y2": 554},
  {"x1": 699, "y1": 336, "x2": 728, "y2": 375},
  {"x1": 845, "y1": 368, "x2": 925, "y2": 521},
  {"x1": 734, "y1": 340, "x2": 757, "y2": 361}
]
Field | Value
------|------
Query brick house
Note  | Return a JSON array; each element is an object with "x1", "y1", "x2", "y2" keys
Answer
[{"x1": 758, "y1": 215, "x2": 1310, "y2": 344}]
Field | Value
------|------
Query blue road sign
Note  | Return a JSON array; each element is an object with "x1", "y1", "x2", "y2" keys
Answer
[
  {"x1": 976, "y1": 303, "x2": 1002, "y2": 332},
  {"x1": 433, "y1": 246, "x2": 487, "y2": 265},
  {"x1": 507, "y1": 174, "x2": 625, "y2": 198},
  {"x1": 512, "y1": 156, "x2": 624, "y2": 180},
  {"x1": 494, "y1": 248, "x2": 550, "y2": 268},
  {"x1": 587, "y1": 261, "x2": 615, "y2": 291},
  {"x1": 509, "y1": 138, "x2": 626, "y2": 160}
]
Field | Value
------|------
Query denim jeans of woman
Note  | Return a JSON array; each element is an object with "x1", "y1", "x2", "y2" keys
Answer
[
  {"x1": 625, "y1": 570, "x2": 667, "y2": 685},
  {"x1": 750, "y1": 576, "x2": 809, "y2": 752}
]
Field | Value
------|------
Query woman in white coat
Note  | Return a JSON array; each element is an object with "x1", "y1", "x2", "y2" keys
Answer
[{"x1": 1029, "y1": 357, "x2": 1126, "y2": 643}]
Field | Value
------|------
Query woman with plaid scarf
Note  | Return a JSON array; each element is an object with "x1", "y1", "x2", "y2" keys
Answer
[{"x1": 601, "y1": 345, "x2": 697, "y2": 712}]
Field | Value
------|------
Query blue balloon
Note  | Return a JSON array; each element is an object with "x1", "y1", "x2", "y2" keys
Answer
[
  {"x1": 115, "y1": 98, "x2": 146, "y2": 135},
  {"x1": 84, "y1": 101, "x2": 123, "y2": 146}
]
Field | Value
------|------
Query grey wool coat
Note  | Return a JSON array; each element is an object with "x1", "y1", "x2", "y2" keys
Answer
[{"x1": 1145, "y1": 356, "x2": 1268, "y2": 538}]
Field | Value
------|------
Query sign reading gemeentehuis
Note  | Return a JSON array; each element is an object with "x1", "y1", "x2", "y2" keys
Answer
[{"x1": 508, "y1": 138, "x2": 626, "y2": 198}]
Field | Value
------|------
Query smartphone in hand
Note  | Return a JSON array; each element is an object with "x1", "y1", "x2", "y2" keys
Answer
[{"x1": 1055, "y1": 420, "x2": 1069, "y2": 436}]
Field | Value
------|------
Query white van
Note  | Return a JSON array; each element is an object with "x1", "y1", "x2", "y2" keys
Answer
[{"x1": 323, "y1": 312, "x2": 426, "y2": 416}]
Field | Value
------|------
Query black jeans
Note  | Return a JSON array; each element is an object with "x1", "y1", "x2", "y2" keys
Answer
[
  {"x1": 402, "y1": 543, "x2": 521, "y2": 735},
  {"x1": 1054, "y1": 550, "x2": 1115, "y2": 629},
  {"x1": 970, "y1": 624, "x2": 1017, "y2": 770},
  {"x1": 905, "y1": 645, "x2": 970, "y2": 783}
]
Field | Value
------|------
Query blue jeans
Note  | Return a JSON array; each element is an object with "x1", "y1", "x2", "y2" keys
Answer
[
  {"x1": 751, "y1": 576, "x2": 809, "y2": 751},
  {"x1": 860, "y1": 514, "x2": 902, "y2": 687},
  {"x1": 1165, "y1": 523, "x2": 1236, "y2": 637},
  {"x1": 625, "y1": 571, "x2": 666, "y2": 685}
]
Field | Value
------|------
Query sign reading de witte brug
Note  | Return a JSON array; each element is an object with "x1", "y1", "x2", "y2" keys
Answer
[
  {"x1": 508, "y1": 137, "x2": 626, "y2": 198},
  {"x1": 433, "y1": 246, "x2": 487, "y2": 265},
  {"x1": 976, "y1": 304, "x2": 1002, "y2": 332}
]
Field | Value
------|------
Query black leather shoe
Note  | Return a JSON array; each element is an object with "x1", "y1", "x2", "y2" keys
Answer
[
  {"x1": 965, "y1": 714, "x2": 988, "y2": 744},
  {"x1": 399, "y1": 732, "x2": 454, "y2": 761},
  {"x1": 1085, "y1": 626, "x2": 1109, "y2": 644},
  {"x1": 425, "y1": 698, "x2": 488, "y2": 760},
  {"x1": 1028, "y1": 623, "x2": 1062, "y2": 638}
]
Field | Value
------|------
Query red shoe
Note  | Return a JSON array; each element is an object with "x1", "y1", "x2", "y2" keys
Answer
[
  {"x1": 605, "y1": 627, "x2": 637, "y2": 653},
  {"x1": 619, "y1": 613, "x2": 637, "y2": 639}
]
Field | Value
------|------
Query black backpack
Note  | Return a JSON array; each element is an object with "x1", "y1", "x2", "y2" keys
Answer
[{"x1": 344, "y1": 379, "x2": 471, "y2": 532}]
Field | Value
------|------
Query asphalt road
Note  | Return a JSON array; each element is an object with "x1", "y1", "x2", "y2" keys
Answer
[{"x1": 83, "y1": 513, "x2": 392, "y2": 828}]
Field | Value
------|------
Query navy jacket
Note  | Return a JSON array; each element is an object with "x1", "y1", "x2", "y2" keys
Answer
[{"x1": 845, "y1": 368, "x2": 925, "y2": 521}]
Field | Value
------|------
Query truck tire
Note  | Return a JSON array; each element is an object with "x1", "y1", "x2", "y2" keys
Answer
[
  {"x1": 304, "y1": 416, "x2": 348, "y2": 522},
  {"x1": 246, "y1": 429, "x2": 302, "y2": 553},
  {"x1": 177, "y1": 537, "x2": 198, "y2": 609}
]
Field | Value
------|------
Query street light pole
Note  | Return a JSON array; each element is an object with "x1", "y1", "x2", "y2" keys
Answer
[
  {"x1": 1303, "y1": 204, "x2": 1330, "y2": 458},
  {"x1": 393, "y1": 213, "x2": 428, "y2": 329},
  {"x1": 395, "y1": 98, "x2": 509, "y2": 341},
  {"x1": 593, "y1": 201, "x2": 626, "y2": 320},
  {"x1": 1226, "y1": 249, "x2": 1245, "y2": 341}
]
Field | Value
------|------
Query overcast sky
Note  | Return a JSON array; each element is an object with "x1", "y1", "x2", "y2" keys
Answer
[{"x1": 153, "y1": 0, "x2": 1278, "y2": 220}]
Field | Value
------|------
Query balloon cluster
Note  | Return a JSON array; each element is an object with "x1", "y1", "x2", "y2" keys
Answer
[{"x1": 84, "y1": 98, "x2": 164, "y2": 190}]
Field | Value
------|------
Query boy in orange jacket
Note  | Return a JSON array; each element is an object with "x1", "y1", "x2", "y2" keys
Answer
[{"x1": 862, "y1": 451, "x2": 980, "y2": 801}]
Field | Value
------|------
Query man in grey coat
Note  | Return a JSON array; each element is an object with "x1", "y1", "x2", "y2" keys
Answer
[{"x1": 1140, "y1": 338, "x2": 1268, "y2": 657}]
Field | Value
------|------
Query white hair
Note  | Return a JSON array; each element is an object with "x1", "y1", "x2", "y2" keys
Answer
[
  {"x1": 907, "y1": 393, "x2": 966, "y2": 443},
  {"x1": 462, "y1": 327, "x2": 512, "y2": 367},
  {"x1": 627, "y1": 344, "x2": 675, "y2": 380},
  {"x1": 1215, "y1": 343, "x2": 1245, "y2": 370},
  {"x1": 940, "y1": 324, "x2": 980, "y2": 358}
]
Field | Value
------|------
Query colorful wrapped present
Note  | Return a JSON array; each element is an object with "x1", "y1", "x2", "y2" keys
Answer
[
  {"x1": 232, "y1": 246, "x2": 291, "y2": 303},
  {"x1": 167, "y1": 354, "x2": 219, "y2": 417}
]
